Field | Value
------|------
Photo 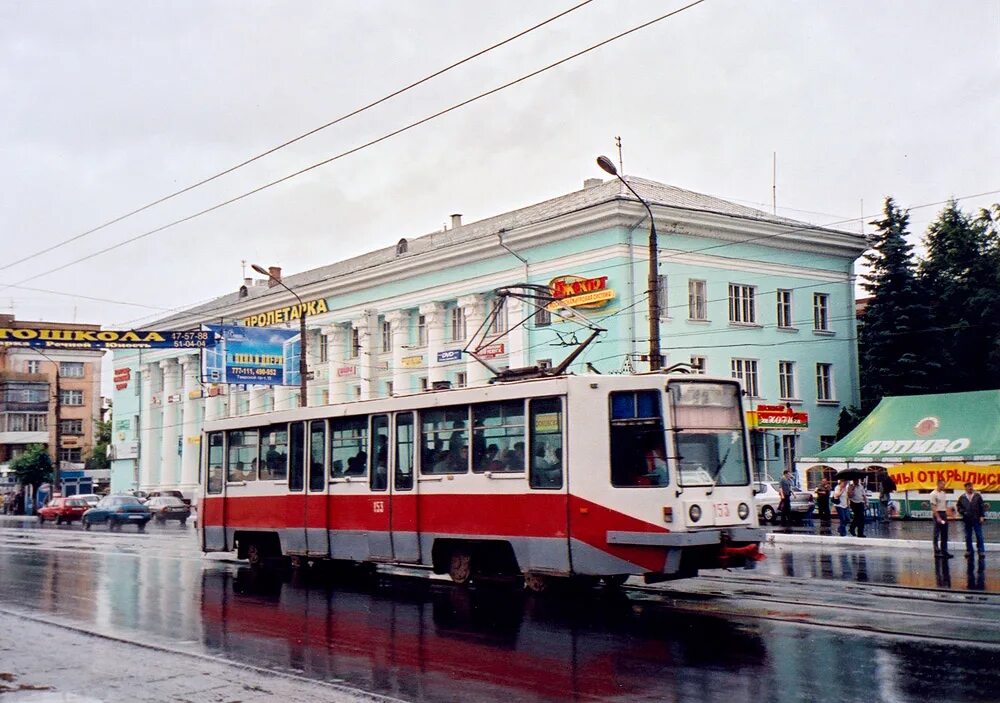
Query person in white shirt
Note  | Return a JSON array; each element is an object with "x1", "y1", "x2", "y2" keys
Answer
[
  {"x1": 928, "y1": 479, "x2": 953, "y2": 558},
  {"x1": 832, "y1": 479, "x2": 851, "y2": 537},
  {"x1": 848, "y1": 478, "x2": 868, "y2": 538}
]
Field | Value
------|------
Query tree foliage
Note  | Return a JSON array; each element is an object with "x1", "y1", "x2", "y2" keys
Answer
[
  {"x1": 86, "y1": 419, "x2": 112, "y2": 471},
  {"x1": 10, "y1": 444, "x2": 52, "y2": 489}
]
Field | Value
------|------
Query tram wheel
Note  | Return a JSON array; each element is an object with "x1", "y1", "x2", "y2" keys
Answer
[
  {"x1": 602, "y1": 574, "x2": 629, "y2": 588},
  {"x1": 448, "y1": 550, "x2": 473, "y2": 585},
  {"x1": 523, "y1": 573, "x2": 550, "y2": 593}
]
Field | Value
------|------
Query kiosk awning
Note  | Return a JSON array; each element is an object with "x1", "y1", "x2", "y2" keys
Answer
[{"x1": 813, "y1": 390, "x2": 1000, "y2": 463}]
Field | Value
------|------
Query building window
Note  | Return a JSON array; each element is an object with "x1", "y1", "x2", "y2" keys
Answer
[
  {"x1": 690, "y1": 356, "x2": 706, "y2": 374},
  {"x1": 657, "y1": 274, "x2": 668, "y2": 318},
  {"x1": 2, "y1": 413, "x2": 47, "y2": 432},
  {"x1": 535, "y1": 305, "x2": 551, "y2": 327},
  {"x1": 386, "y1": 381, "x2": 394, "y2": 397},
  {"x1": 381, "y1": 320, "x2": 392, "y2": 353},
  {"x1": 60, "y1": 390, "x2": 84, "y2": 406},
  {"x1": 450, "y1": 307, "x2": 466, "y2": 341},
  {"x1": 417, "y1": 315, "x2": 428, "y2": 346},
  {"x1": 60, "y1": 419, "x2": 83, "y2": 435},
  {"x1": 782, "y1": 435, "x2": 798, "y2": 473},
  {"x1": 58, "y1": 448, "x2": 82, "y2": 463},
  {"x1": 778, "y1": 360, "x2": 796, "y2": 399},
  {"x1": 419, "y1": 377, "x2": 428, "y2": 392},
  {"x1": 776, "y1": 289, "x2": 793, "y2": 328},
  {"x1": 819, "y1": 435, "x2": 837, "y2": 451},
  {"x1": 455, "y1": 372, "x2": 467, "y2": 388},
  {"x1": 353, "y1": 386, "x2": 362, "y2": 400},
  {"x1": 728, "y1": 284, "x2": 757, "y2": 324},
  {"x1": 59, "y1": 362, "x2": 84, "y2": 378},
  {"x1": 489, "y1": 300, "x2": 507, "y2": 334},
  {"x1": 688, "y1": 280, "x2": 707, "y2": 320},
  {"x1": 731, "y1": 358, "x2": 759, "y2": 397},
  {"x1": 349, "y1": 328, "x2": 361, "y2": 359},
  {"x1": 25, "y1": 360, "x2": 42, "y2": 374},
  {"x1": 319, "y1": 334, "x2": 329, "y2": 363},
  {"x1": 816, "y1": 363, "x2": 834, "y2": 401},
  {"x1": 813, "y1": 293, "x2": 830, "y2": 331}
]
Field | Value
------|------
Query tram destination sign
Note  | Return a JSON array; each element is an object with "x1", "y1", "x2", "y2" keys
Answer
[{"x1": 0, "y1": 327, "x2": 217, "y2": 350}]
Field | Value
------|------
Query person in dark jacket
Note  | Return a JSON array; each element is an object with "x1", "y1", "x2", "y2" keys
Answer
[{"x1": 956, "y1": 482, "x2": 986, "y2": 556}]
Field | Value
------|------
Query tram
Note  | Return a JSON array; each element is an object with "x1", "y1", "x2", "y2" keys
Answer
[{"x1": 199, "y1": 372, "x2": 764, "y2": 589}]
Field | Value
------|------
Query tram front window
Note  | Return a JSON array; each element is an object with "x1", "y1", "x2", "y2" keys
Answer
[
  {"x1": 669, "y1": 381, "x2": 750, "y2": 487},
  {"x1": 609, "y1": 391, "x2": 668, "y2": 487}
]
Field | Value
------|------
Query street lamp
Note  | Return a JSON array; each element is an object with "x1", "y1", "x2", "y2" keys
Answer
[
  {"x1": 251, "y1": 264, "x2": 309, "y2": 408},
  {"x1": 597, "y1": 155, "x2": 662, "y2": 370}
]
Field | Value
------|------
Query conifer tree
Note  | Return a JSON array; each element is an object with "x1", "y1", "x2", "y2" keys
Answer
[
  {"x1": 920, "y1": 201, "x2": 1000, "y2": 391},
  {"x1": 857, "y1": 198, "x2": 934, "y2": 410}
]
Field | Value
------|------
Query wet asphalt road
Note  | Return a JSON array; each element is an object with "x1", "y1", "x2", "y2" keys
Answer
[{"x1": 0, "y1": 519, "x2": 998, "y2": 703}]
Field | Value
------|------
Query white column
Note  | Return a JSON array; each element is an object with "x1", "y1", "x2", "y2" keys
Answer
[
  {"x1": 358, "y1": 310, "x2": 378, "y2": 400},
  {"x1": 139, "y1": 364, "x2": 156, "y2": 491},
  {"x1": 327, "y1": 324, "x2": 349, "y2": 404},
  {"x1": 273, "y1": 385, "x2": 293, "y2": 411},
  {"x1": 506, "y1": 297, "x2": 526, "y2": 369},
  {"x1": 204, "y1": 388, "x2": 226, "y2": 423},
  {"x1": 305, "y1": 327, "x2": 324, "y2": 406},
  {"x1": 249, "y1": 387, "x2": 268, "y2": 414},
  {"x1": 459, "y1": 294, "x2": 490, "y2": 387},
  {"x1": 420, "y1": 302, "x2": 446, "y2": 386},
  {"x1": 178, "y1": 355, "x2": 201, "y2": 497},
  {"x1": 386, "y1": 310, "x2": 408, "y2": 395},
  {"x1": 158, "y1": 359, "x2": 181, "y2": 489}
]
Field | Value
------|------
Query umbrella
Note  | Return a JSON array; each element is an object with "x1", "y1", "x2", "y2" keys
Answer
[{"x1": 835, "y1": 468, "x2": 877, "y2": 481}]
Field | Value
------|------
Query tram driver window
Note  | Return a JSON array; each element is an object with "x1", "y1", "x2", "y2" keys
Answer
[
  {"x1": 370, "y1": 415, "x2": 389, "y2": 491},
  {"x1": 472, "y1": 400, "x2": 525, "y2": 473},
  {"x1": 420, "y1": 406, "x2": 469, "y2": 474},
  {"x1": 227, "y1": 430, "x2": 259, "y2": 483},
  {"x1": 258, "y1": 425, "x2": 288, "y2": 481},
  {"x1": 529, "y1": 397, "x2": 563, "y2": 489},
  {"x1": 331, "y1": 416, "x2": 368, "y2": 478},
  {"x1": 206, "y1": 432, "x2": 224, "y2": 494},
  {"x1": 395, "y1": 413, "x2": 415, "y2": 490},
  {"x1": 609, "y1": 391, "x2": 668, "y2": 487}
]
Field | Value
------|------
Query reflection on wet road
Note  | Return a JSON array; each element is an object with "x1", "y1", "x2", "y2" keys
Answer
[{"x1": 1, "y1": 524, "x2": 998, "y2": 702}]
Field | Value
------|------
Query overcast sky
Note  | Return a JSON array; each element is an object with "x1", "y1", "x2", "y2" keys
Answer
[{"x1": 1, "y1": 0, "x2": 998, "y2": 330}]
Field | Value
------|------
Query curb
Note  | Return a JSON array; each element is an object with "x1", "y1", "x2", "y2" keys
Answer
[{"x1": 767, "y1": 532, "x2": 999, "y2": 552}]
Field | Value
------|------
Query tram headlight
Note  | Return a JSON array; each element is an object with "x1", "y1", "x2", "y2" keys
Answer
[
  {"x1": 689, "y1": 504, "x2": 702, "y2": 522},
  {"x1": 737, "y1": 502, "x2": 750, "y2": 520}
]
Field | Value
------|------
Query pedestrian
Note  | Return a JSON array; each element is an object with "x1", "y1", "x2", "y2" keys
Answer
[
  {"x1": 929, "y1": 479, "x2": 953, "y2": 558},
  {"x1": 816, "y1": 479, "x2": 832, "y2": 520},
  {"x1": 848, "y1": 478, "x2": 867, "y2": 538},
  {"x1": 779, "y1": 469, "x2": 794, "y2": 526},
  {"x1": 956, "y1": 481, "x2": 986, "y2": 557},
  {"x1": 833, "y1": 479, "x2": 850, "y2": 536},
  {"x1": 879, "y1": 470, "x2": 897, "y2": 522}
]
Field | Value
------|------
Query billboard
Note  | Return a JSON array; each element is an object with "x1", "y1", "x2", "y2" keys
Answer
[
  {"x1": 0, "y1": 326, "x2": 217, "y2": 350},
  {"x1": 202, "y1": 325, "x2": 301, "y2": 386}
]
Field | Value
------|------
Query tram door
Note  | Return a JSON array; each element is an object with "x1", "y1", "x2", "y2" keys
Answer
[
  {"x1": 304, "y1": 420, "x2": 330, "y2": 557},
  {"x1": 286, "y1": 421, "x2": 307, "y2": 553},
  {"x1": 366, "y1": 414, "x2": 393, "y2": 559},
  {"x1": 389, "y1": 412, "x2": 419, "y2": 562}
]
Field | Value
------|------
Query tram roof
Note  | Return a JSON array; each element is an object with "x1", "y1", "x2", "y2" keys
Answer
[{"x1": 153, "y1": 176, "x2": 859, "y2": 328}]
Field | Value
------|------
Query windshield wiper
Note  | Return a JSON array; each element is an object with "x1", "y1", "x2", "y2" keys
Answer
[{"x1": 705, "y1": 445, "x2": 732, "y2": 496}]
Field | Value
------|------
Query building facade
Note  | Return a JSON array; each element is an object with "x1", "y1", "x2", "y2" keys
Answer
[
  {"x1": 110, "y1": 176, "x2": 867, "y2": 499},
  {"x1": 0, "y1": 315, "x2": 105, "y2": 495}
]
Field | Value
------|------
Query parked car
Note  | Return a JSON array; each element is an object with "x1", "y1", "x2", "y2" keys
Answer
[
  {"x1": 74, "y1": 493, "x2": 101, "y2": 509},
  {"x1": 146, "y1": 496, "x2": 191, "y2": 525},
  {"x1": 147, "y1": 490, "x2": 190, "y2": 506},
  {"x1": 753, "y1": 481, "x2": 815, "y2": 523},
  {"x1": 82, "y1": 495, "x2": 152, "y2": 531},
  {"x1": 37, "y1": 497, "x2": 89, "y2": 524}
]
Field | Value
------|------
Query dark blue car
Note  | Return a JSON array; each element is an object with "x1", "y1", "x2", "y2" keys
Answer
[{"x1": 82, "y1": 495, "x2": 152, "y2": 531}]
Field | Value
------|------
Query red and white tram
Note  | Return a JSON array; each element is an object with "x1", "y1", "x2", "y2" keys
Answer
[{"x1": 199, "y1": 373, "x2": 764, "y2": 588}]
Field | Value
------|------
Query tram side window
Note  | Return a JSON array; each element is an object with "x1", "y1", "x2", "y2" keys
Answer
[
  {"x1": 309, "y1": 420, "x2": 326, "y2": 491},
  {"x1": 331, "y1": 416, "x2": 368, "y2": 478},
  {"x1": 259, "y1": 425, "x2": 288, "y2": 481},
  {"x1": 421, "y1": 406, "x2": 469, "y2": 474},
  {"x1": 395, "y1": 413, "x2": 415, "y2": 490},
  {"x1": 371, "y1": 415, "x2": 389, "y2": 491},
  {"x1": 609, "y1": 391, "x2": 668, "y2": 487},
  {"x1": 472, "y1": 400, "x2": 525, "y2": 473},
  {"x1": 227, "y1": 430, "x2": 259, "y2": 482},
  {"x1": 206, "y1": 432, "x2": 224, "y2": 494},
  {"x1": 289, "y1": 422, "x2": 305, "y2": 491},
  {"x1": 529, "y1": 397, "x2": 563, "y2": 489}
]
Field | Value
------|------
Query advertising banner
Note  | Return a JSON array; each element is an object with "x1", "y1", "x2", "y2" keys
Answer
[
  {"x1": 437, "y1": 349, "x2": 463, "y2": 363},
  {"x1": 202, "y1": 325, "x2": 301, "y2": 386},
  {"x1": 0, "y1": 327, "x2": 217, "y2": 350},
  {"x1": 888, "y1": 463, "x2": 1000, "y2": 492},
  {"x1": 747, "y1": 403, "x2": 809, "y2": 429}
]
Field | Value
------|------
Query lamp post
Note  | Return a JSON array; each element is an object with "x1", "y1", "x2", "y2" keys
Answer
[
  {"x1": 597, "y1": 156, "x2": 662, "y2": 370},
  {"x1": 251, "y1": 264, "x2": 309, "y2": 408}
]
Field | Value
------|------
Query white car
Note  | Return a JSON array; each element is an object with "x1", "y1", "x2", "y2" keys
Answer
[
  {"x1": 74, "y1": 493, "x2": 101, "y2": 509},
  {"x1": 753, "y1": 481, "x2": 815, "y2": 523}
]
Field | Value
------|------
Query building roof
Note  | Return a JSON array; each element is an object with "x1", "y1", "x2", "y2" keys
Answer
[{"x1": 154, "y1": 176, "x2": 859, "y2": 327}]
